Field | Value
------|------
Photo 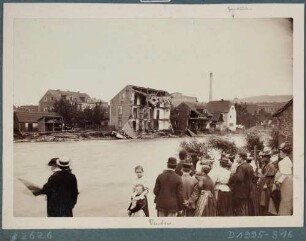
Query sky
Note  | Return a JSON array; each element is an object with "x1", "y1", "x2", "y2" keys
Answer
[{"x1": 13, "y1": 18, "x2": 293, "y2": 106}]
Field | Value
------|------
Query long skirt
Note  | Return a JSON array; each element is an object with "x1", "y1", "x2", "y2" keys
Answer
[
  {"x1": 250, "y1": 183, "x2": 260, "y2": 216},
  {"x1": 268, "y1": 175, "x2": 293, "y2": 216},
  {"x1": 194, "y1": 190, "x2": 216, "y2": 217},
  {"x1": 278, "y1": 175, "x2": 293, "y2": 216},
  {"x1": 233, "y1": 198, "x2": 252, "y2": 216},
  {"x1": 216, "y1": 191, "x2": 233, "y2": 216}
]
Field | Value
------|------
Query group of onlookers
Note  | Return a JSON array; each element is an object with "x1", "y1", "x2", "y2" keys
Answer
[{"x1": 128, "y1": 142, "x2": 293, "y2": 217}]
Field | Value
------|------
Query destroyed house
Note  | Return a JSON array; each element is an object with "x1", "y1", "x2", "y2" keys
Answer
[
  {"x1": 110, "y1": 85, "x2": 172, "y2": 133},
  {"x1": 171, "y1": 102, "x2": 212, "y2": 134}
]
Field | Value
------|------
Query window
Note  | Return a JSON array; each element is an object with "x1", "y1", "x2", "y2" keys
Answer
[
  {"x1": 51, "y1": 97, "x2": 54, "y2": 102},
  {"x1": 118, "y1": 106, "x2": 123, "y2": 115},
  {"x1": 44, "y1": 96, "x2": 48, "y2": 102},
  {"x1": 229, "y1": 123, "x2": 233, "y2": 127}
]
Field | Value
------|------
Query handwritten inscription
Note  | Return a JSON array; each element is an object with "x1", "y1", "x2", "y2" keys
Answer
[
  {"x1": 149, "y1": 219, "x2": 171, "y2": 226},
  {"x1": 227, "y1": 6, "x2": 251, "y2": 19},
  {"x1": 11, "y1": 232, "x2": 53, "y2": 241},
  {"x1": 227, "y1": 230, "x2": 293, "y2": 240}
]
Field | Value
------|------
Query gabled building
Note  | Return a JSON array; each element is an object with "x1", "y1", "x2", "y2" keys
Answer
[
  {"x1": 171, "y1": 102, "x2": 211, "y2": 134},
  {"x1": 14, "y1": 111, "x2": 63, "y2": 132},
  {"x1": 110, "y1": 85, "x2": 172, "y2": 133},
  {"x1": 272, "y1": 99, "x2": 293, "y2": 146},
  {"x1": 39, "y1": 89, "x2": 93, "y2": 112},
  {"x1": 206, "y1": 99, "x2": 237, "y2": 132}
]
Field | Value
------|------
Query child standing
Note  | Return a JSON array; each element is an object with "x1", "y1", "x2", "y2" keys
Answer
[
  {"x1": 133, "y1": 165, "x2": 149, "y2": 217},
  {"x1": 127, "y1": 184, "x2": 147, "y2": 217}
]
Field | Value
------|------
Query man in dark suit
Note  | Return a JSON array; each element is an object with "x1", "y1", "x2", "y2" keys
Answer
[
  {"x1": 154, "y1": 157, "x2": 184, "y2": 217},
  {"x1": 34, "y1": 156, "x2": 79, "y2": 217},
  {"x1": 229, "y1": 151, "x2": 254, "y2": 216}
]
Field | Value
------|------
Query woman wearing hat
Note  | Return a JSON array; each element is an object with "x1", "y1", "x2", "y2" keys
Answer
[
  {"x1": 186, "y1": 165, "x2": 216, "y2": 217},
  {"x1": 210, "y1": 157, "x2": 233, "y2": 216},
  {"x1": 270, "y1": 143, "x2": 293, "y2": 216}
]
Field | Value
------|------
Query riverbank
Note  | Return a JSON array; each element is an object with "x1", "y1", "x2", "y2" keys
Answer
[{"x1": 13, "y1": 130, "x2": 247, "y2": 143}]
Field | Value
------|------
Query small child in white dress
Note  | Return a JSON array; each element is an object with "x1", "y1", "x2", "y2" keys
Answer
[{"x1": 127, "y1": 184, "x2": 147, "y2": 217}]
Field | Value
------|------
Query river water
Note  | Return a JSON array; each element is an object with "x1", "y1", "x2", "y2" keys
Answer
[{"x1": 14, "y1": 135, "x2": 245, "y2": 217}]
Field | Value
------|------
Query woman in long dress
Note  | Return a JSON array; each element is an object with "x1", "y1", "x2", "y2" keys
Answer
[
  {"x1": 186, "y1": 165, "x2": 216, "y2": 217},
  {"x1": 270, "y1": 143, "x2": 293, "y2": 216},
  {"x1": 210, "y1": 157, "x2": 233, "y2": 216}
]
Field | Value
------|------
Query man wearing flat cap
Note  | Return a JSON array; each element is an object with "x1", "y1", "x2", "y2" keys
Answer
[
  {"x1": 34, "y1": 156, "x2": 79, "y2": 217},
  {"x1": 154, "y1": 157, "x2": 184, "y2": 217}
]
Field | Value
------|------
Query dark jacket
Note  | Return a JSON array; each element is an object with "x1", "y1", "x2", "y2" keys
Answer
[
  {"x1": 154, "y1": 170, "x2": 184, "y2": 212},
  {"x1": 127, "y1": 195, "x2": 146, "y2": 214},
  {"x1": 35, "y1": 170, "x2": 79, "y2": 217},
  {"x1": 229, "y1": 162, "x2": 254, "y2": 200}
]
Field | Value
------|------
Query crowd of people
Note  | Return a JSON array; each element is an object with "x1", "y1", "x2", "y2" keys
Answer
[
  {"x1": 29, "y1": 141, "x2": 292, "y2": 218},
  {"x1": 128, "y1": 142, "x2": 293, "y2": 217}
]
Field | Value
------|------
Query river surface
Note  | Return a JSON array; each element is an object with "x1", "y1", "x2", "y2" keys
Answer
[{"x1": 14, "y1": 135, "x2": 245, "y2": 217}]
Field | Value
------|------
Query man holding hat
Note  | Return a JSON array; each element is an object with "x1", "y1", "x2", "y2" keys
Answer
[
  {"x1": 154, "y1": 157, "x2": 184, "y2": 217},
  {"x1": 34, "y1": 156, "x2": 79, "y2": 217}
]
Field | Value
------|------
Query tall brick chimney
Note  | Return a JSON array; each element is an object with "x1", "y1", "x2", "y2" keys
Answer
[{"x1": 209, "y1": 72, "x2": 213, "y2": 102}]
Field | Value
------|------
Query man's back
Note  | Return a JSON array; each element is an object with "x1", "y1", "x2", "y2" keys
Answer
[
  {"x1": 181, "y1": 173, "x2": 197, "y2": 200},
  {"x1": 231, "y1": 162, "x2": 254, "y2": 199},
  {"x1": 43, "y1": 170, "x2": 79, "y2": 215},
  {"x1": 154, "y1": 170, "x2": 183, "y2": 212}
]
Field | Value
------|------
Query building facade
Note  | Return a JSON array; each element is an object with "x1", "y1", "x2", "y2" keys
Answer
[
  {"x1": 171, "y1": 102, "x2": 211, "y2": 134},
  {"x1": 206, "y1": 100, "x2": 237, "y2": 132},
  {"x1": 39, "y1": 89, "x2": 94, "y2": 112},
  {"x1": 110, "y1": 85, "x2": 172, "y2": 133},
  {"x1": 171, "y1": 92, "x2": 198, "y2": 108},
  {"x1": 14, "y1": 111, "x2": 63, "y2": 132}
]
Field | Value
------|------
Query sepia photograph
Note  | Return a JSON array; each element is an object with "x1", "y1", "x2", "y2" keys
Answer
[{"x1": 2, "y1": 3, "x2": 304, "y2": 229}]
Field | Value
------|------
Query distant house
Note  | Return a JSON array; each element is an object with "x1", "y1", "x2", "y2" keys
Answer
[
  {"x1": 257, "y1": 103, "x2": 278, "y2": 114},
  {"x1": 16, "y1": 105, "x2": 39, "y2": 112},
  {"x1": 39, "y1": 89, "x2": 106, "y2": 112},
  {"x1": 206, "y1": 99, "x2": 237, "y2": 132},
  {"x1": 110, "y1": 85, "x2": 172, "y2": 133},
  {"x1": 171, "y1": 102, "x2": 211, "y2": 134},
  {"x1": 171, "y1": 92, "x2": 198, "y2": 108},
  {"x1": 14, "y1": 111, "x2": 63, "y2": 132},
  {"x1": 272, "y1": 99, "x2": 293, "y2": 146}
]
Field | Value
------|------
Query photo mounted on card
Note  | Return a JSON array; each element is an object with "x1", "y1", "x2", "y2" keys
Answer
[{"x1": 2, "y1": 3, "x2": 304, "y2": 229}]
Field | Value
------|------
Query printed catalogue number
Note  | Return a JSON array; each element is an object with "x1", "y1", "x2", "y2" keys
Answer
[{"x1": 227, "y1": 230, "x2": 293, "y2": 240}]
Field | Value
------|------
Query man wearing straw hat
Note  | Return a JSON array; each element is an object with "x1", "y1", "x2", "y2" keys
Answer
[{"x1": 34, "y1": 156, "x2": 79, "y2": 217}]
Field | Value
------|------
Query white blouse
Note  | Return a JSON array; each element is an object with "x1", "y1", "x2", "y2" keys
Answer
[
  {"x1": 209, "y1": 167, "x2": 231, "y2": 192},
  {"x1": 276, "y1": 156, "x2": 293, "y2": 183}
]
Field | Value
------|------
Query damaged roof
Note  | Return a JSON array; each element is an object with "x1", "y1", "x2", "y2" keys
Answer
[{"x1": 128, "y1": 85, "x2": 170, "y2": 96}]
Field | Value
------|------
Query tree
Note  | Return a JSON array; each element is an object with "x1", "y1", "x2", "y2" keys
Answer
[
  {"x1": 208, "y1": 136, "x2": 237, "y2": 154},
  {"x1": 53, "y1": 99, "x2": 77, "y2": 126},
  {"x1": 245, "y1": 130, "x2": 264, "y2": 152},
  {"x1": 235, "y1": 103, "x2": 256, "y2": 128},
  {"x1": 92, "y1": 103, "x2": 106, "y2": 126}
]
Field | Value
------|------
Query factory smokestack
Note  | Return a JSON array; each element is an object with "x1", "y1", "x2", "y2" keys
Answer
[{"x1": 209, "y1": 72, "x2": 213, "y2": 101}]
